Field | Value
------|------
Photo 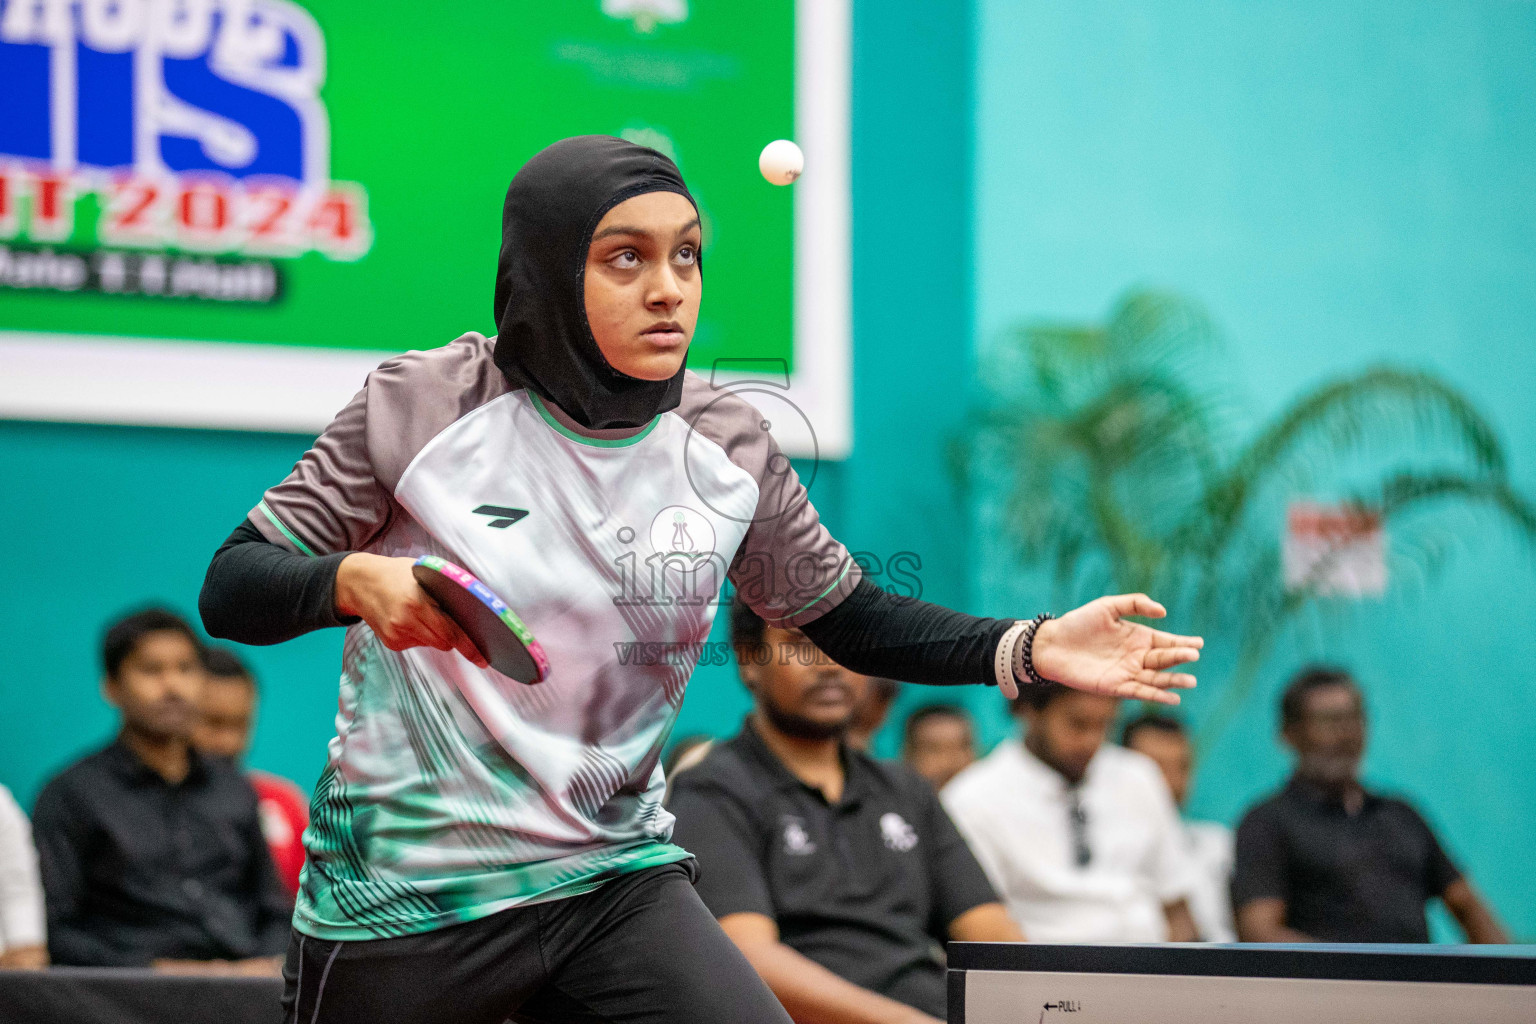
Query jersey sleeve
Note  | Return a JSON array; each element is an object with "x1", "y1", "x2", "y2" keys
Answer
[
  {"x1": 250, "y1": 334, "x2": 511, "y2": 557},
  {"x1": 675, "y1": 375, "x2": 861, "y2": 628},
  {"x1": 727, "y1": 432, "x2": 862, "y2": 628},
  {"x1": 248, "y1": 384, "x2": 391, "y2": 557}
]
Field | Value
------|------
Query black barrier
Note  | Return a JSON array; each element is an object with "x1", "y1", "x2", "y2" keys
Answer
[{"x1": 0, "y1": 967, "x2": 282, "y2": 1024}]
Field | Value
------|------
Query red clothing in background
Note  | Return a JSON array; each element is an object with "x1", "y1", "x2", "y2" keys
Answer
[{"x1": 251, "y1": 770, "x2": 309, "y2": 897}]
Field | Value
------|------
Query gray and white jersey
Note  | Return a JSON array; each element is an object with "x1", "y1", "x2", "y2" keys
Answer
[{"x1": 251, "y1": 332, "x2": 859, "y2": 940}]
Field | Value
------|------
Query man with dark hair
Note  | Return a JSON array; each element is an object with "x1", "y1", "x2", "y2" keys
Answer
[
  {"x1": 1122, "y1": 713, "x2": 1234, "y2": 941},
  {"x1": 194, "y1": 646, "x2": 311, "y2": 898},
  {"x1": 1277, "y1": 665, "x2": 1357, "y2": 731},
  {"x1": 31, "y1": 609, "x2": 290, "y2": 970},
  {"x1": 192, "y1": 646, "x2": 259, "y2": 759},
  {"x1": 667, "y1": 597, "x2": 1023, "y2": 1024},
  {"x1": 943, "y1": 684, "x2": 1198, "y2": 942},
  {"x1": 1233, "y1": 667, "x2": 1507, "y2": 943},
  {"x1": 901, "y1": 704, "x2": 976, "y2": 791}
]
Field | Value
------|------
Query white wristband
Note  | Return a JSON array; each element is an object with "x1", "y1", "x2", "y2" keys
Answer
[
  {"x1": 994, "y1": 620, "x2": 1029, "y2": 699},
  {"x1": 1012, "y1": 625, "x2": 1030, "y2": 683}
]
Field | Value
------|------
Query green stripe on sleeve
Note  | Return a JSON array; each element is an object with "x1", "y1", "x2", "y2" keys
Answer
[
  {"x1": 259, "y1": 501, "x2": 319, "y2": 558},
  {"x1": 778, "y1": 560, "x2": 853, "y2": 622}
]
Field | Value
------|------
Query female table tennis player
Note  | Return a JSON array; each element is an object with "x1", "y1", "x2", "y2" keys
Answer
[{"x1": 199, "y1": 136, "x2": 1202, "y2": 1024}]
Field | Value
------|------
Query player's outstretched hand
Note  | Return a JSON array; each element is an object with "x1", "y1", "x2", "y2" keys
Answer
[
  {"x1": 334, "y1": 553, "x2": 490, "y2": 668},
  {"x1": 1030, "y1": 594, "x2": 1202, "y2": 706}
]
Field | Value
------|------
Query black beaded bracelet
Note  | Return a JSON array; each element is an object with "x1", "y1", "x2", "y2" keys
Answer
[{"x1": 1019, "y1": 612, "x2": 1056, "y2": 686}]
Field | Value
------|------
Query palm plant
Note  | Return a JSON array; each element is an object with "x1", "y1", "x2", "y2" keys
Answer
[{"x1": 952, "y1": 289, "x2": 1536, "y2": 746}]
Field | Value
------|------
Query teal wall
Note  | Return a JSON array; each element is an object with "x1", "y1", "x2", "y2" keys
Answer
[
  {"x1": 972, "y1": 0, "x2": 1536, "y2": 939},
  {"x1": 0, "y1": 424, "x2": 344, "y2": 800},
  {"x1": 0, "y1": 0, "x2": 979, "y2": 803}
]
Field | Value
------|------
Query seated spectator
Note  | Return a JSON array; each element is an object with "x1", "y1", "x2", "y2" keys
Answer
[
  {"x1": 1232, "y1": 666, "x2": 1507, "y2": 943},
  {"x1": 943, "y1": 684, "x2": 1198, "y2": 942},
  {"x1": 0, "y1": 784, "x2": 47, "y2": 969},
  {"x1": 194, "y1": 647, "x2": 310, "y2": 899},
  {"x1": 1122, "y1": 713, "x2": 1234, "y2": 941},
  {"x1": 668, "y1": 598, "x2": 1023, "y2": 1024},
  {"x1": 31, "y1": 608, "x2": 291, "y2": 971},
  {"x1": 901, "y1": 704, "x2": 976, "y2": 791},
  {"x1": 846, "y1": 675, "x2": 899, "y2": 751}
]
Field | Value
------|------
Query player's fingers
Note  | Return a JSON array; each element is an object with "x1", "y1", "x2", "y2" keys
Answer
[
  {"x1": 411, "y1": 597, "x2": 489, "y2": 667},
  {"x1": 458, "y1": 641, "x2": 490, "y2": 670},
  {"x1": 444, "y1": 619, "x2": 489, "y2": 669},
  {"x1": 1120, "y1": 682, "x2": 1182, "y2": 706},
  {"x1": 1150, "y1": 629, "x2": 1204, "y2": 650},
  {"x1": 377, "y1": 620, "x2": 432, "y2": 652},
  {"x1": 1106, "y1": 593, "x2": 1165, "y2": 620},
  {"x1": 1138, "y1": 669, "x2": 1197, "y2": 690},
  {"x1": 1144, "y1": 647, "x2": 1201, "y2": 670},
  {"x1": 410, "y1": 602, "x2": 461, "y2": 652}
]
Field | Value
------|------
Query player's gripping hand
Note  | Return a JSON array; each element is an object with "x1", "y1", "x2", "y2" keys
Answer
[
  {"x1": 1030, "y1": 594, "x2": 1202, "y2": 706},
  {"x1": 334, "y1": 553, "x2": 490, "y2": 668}
]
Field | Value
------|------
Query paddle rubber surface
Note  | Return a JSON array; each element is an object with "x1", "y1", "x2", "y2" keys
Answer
[{"x1": 411, "y1": 555, "x2": 550, "y2": 683}]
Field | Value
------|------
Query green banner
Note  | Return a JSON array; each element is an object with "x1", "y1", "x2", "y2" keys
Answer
[{"x1": 0, "y1": 0, "x2": 794, "y2": 371}]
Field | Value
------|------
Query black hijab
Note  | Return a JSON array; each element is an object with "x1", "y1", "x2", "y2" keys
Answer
[{"x1": 492, "y1": 135, "x2": 699, "y2": 430}]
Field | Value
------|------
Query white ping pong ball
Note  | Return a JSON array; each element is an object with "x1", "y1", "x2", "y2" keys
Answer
[{"x1": 759, "y1": 139, "x2": 804, "y2": 186}]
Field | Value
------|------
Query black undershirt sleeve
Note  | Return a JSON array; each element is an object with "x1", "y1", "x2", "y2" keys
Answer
[
  {"x1": 200, "y1": 527, "x2": 1010, "y2": 685},
  {"x1": 799, "y1": 578, "x2": 1012, "y2": 687},
  {"x1": 198, "y1": 519, "x2": 357, "y2": 646}
]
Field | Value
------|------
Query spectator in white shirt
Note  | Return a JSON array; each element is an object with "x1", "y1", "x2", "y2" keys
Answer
[
  {"x1": 0, "y1": 784, "x2": 47, "y2": 969},
  {"x1": 942, "y1": 684, "x2": 1198, "y2": 943},
  {"x1": 1121, "y1": 713, "x2": 1235, "y2": 942}
]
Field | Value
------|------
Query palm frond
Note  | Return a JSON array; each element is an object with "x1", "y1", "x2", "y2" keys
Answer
[
  {"x1": 960, "y1": 289, "x2": 1534, "y2": 755},
  {"x1": 1104, "y1": 290, "x2": 1217, "y2": 368},
  {"x1": 1187, "y1": 366, "x2": 1510, "y2": 559},
  {"x1": 1373, "y1": 471, "x2": 1536, "y2": 538}
]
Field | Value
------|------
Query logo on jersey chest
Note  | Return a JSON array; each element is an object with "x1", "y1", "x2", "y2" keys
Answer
[
  {"x1": 473, "y1": 505, "x2": 529, "y2": 529},
  {"x1": 649, "y1": 505, "x2": 716, "y2": 561}
]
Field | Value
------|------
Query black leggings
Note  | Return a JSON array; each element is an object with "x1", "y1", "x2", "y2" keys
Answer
[{"x1": 281, "y1": 862, "x2": 791, "y2": 1024}]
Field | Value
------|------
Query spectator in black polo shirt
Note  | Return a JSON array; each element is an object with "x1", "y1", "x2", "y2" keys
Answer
[
  {"x1": 668, "y1": 597, "x2": 1023, "y2": 1024},
  {"x1": 1232, "y1": 666, "x2": 1508, "y2": 944},
  {"x1": 31, "y1": 608, "x2": 291, "y2": 971}
]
